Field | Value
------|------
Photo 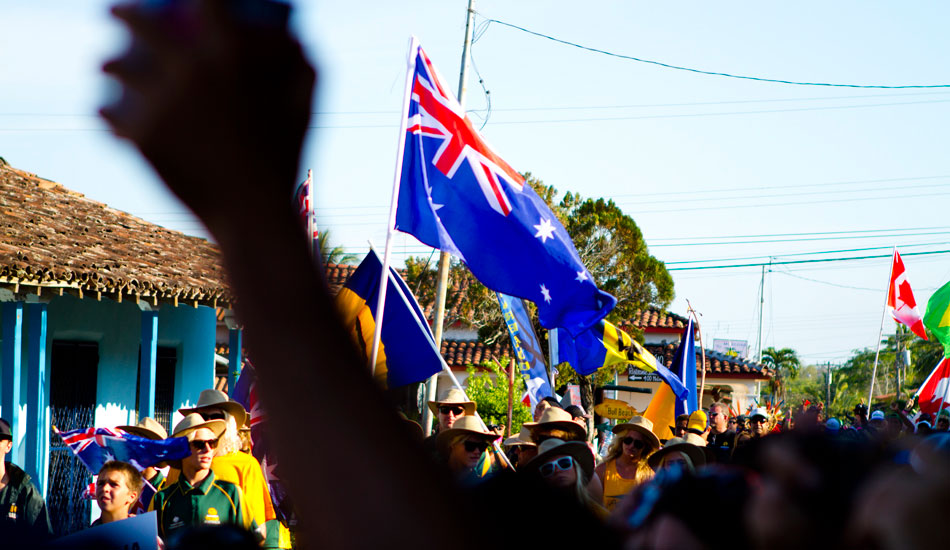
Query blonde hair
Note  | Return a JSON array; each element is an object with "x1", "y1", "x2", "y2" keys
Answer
[
  {"x1": 605, "y1": 427, "x2": 657, "y2": 483},
  {"x1": 216, "y1": 414, "x2": 243, "y2": 456}
]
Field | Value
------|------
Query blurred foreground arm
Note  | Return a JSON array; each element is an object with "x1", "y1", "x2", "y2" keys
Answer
[{"x1": 102, "y1": 2, "x2": 464, "y2": 548}]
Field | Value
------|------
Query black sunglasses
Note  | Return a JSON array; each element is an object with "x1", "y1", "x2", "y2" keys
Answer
[
  {"x1": 190, "y1": 438, "x2": 219, "y2": 451},
  {"x1": 539, "y1": 456, "x2": 574, "y2": 477},
  {"x1": 623, "y1": 436, "x2": 646, "y2": 449},
  {"x1": 463, "y1": 440, "x2": 488, "y2": 453},
  {"x1": 200, "y1": 411, "x2": 227, "y2": 421},
  {"x1": 439, "y1": 406, "x2": 464, "y2": 416}
]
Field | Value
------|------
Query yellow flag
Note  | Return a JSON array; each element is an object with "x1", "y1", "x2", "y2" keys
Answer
[
  {"x1": 643, "y1": 381, "x2": 675, "y2": 441},
  {"x1": 602, "y1": 321, "x2": 658, "y2": 372},
  {"x1": 336, "y1": 287, "x2": 388, "y2": 386}
]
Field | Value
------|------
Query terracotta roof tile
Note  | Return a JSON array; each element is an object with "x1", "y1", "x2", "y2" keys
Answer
[{"x1": 0, "y1": 161, "x2": 229, "y2": 306}]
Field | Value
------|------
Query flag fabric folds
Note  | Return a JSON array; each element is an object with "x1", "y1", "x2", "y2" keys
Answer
[
  {"x1": 924, "y1": 280, "x2": 950, "y2": 357},
  {"x1": 336, "y1": 249, "x2": 443, "y2": 388},
  {"x1": 293, "y1": 169, "x2": 317, "y2": 242},
  {"x1": 497, "y1": 293, "x2": 553, "y2": 409},
  {"x1": 914, "y1": 358, "x2": 950, "y2": 416},
  {"x1": 672, "y1": 318, "x2": 698, "y2": 418},
  {"x1": 57, "y1": 427, "x2": 190, "y2": 472},
  {"x1": 643, "y1": 382, "x2": 676, "y2": 441},
  {"x1": 394, "y1": 43, "x2": 616, "y2": 336},
  {"x1": 887, "y1": 249, "x2": 928, "y2": 340},
  {"x1": 556, "y1": 319, "x2": 689, "y2": 400}
]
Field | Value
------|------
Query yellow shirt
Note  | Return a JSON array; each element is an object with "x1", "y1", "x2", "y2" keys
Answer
[{"x1": 602, "y1": 458, "x2": 653, "y2": 512}]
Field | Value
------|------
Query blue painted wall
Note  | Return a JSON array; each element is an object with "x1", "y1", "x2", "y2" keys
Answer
[{"x1": 158, "y1": 304, "x2": 217, "y2": 428}]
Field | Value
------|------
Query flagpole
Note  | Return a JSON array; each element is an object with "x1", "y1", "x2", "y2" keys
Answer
[
  {"x1": 687, "y1": 300, "x2": 706, "y2": 408},
  {"x1": 867, "y1": 248, "x2": 897, "y2": 408},
  {"x1": 369, "y1": 36, "x2": 420, "y2": 377},
  {"x1": 423, "y1": 0, "x2": 477, "y2": 436}
]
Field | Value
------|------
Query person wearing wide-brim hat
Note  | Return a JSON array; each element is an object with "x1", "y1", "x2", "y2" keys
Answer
[
  {"x1": 595, "y1": 416, "x2": 660, "y2": 512},
  {"x1": 503, "y1": 426, "x2": 538, "y2": 467},
  {"x1": 117, "y1": 417, "x2": 170, "y2": 489},
  {"x1": 647, "y1": 434, "x2": 708, "y2": 473},
  {"x1": 150, "y1": 414, "x2": 261, "y2": 543},
  {"x1": 523, "y1": 406, "x2": 587, "y2": 443},
  {"x1": 172, "y1": 389, "x2": 281, "y2": 546},
  {"x1": 523, "y1": 439, "x2": 606, "y2": 519},
  {"x1": 428, "y1": 387, "x2": 476, "y2": 433},
  {"x1": 436, "y1": 416, "x2": 498, "y2": 483}
]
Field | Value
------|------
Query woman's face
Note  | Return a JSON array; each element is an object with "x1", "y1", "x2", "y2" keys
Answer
[
  {"x1": 449, "y1": 436, "x2": 487, "y2": 471},
  {"x1": 621, "y1": 430, "x2": 649, "y2": 460},
  {"x1": 659, "y1": 451, "x2": 689, "y2": 471},
  {"x1": 539, "y1": 454, "x2": 577, "y2": 489}
]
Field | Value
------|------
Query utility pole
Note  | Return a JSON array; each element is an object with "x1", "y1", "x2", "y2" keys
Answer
[
  {"x1": 826, "y1": 362, "x2": 831, "y2": 407},
  {"x1": 422, "y1": 0, "x2": 477, "y2": 436},
  {"x1": 756, "y1": 265, "x2": 765, "y2": 363}
]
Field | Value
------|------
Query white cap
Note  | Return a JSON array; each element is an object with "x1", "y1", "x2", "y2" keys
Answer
[
  {"x1": 870, "y1": 410, "x2": 885, "y2": 421},
  {"x1": 751, "y1": 407, "x2": 768, "y2": 420}
]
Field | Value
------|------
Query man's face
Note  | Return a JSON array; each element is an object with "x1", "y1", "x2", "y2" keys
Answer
[
  {"x1": 534, "y1": 401, "x2": 551, "y2": 422},
  {"x1": 751, "y1": 416, "x2": 769, "y2": 437},
  {"x1": 438, "y1": 405, "x2": 465, "y2": 430},
  {"x1": 0, "y1": 438, "x2": 11, "y2": 459},
  {"x1": 674, "y1": 420, "x2": 688, "y2": 438},
  {"x1": 937, "y1": 418, "x2": 949, "y2": 431},
  {"x1": 709, "y1": 406, "x2": 728, "y2": 433},
  {"x1": 96, "y1": 470, "x2": 137, "y2": 514},
  {"x1": 183, "y1": 427, "x2": 218, "y2": 473}
]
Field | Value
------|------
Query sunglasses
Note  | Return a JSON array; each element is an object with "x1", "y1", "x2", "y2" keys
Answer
[
  {"x1": 623, "y1": 436, "x2": 646, "y2": 449},
  {"x1": 439, "y1": 406, "x2": 464, "y2": 416},
  {"x1": 200, "y1": 411, "x2": 227, "y2": 421},
  {"x1": 539, "y1": 456, "x2": 574, "y2": 477},
  {"x1": 190, "y1": 438, "x2": 219, "y2": 451},
  {"x1": 463, "y1": 440, "x2": 488, "y2": 453}
]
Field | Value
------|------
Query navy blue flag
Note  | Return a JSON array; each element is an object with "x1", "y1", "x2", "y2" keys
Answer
[
  {"x1": 394, "y1": 44, "x2": 616, "y2": 336},
  {"x1": 57, "y1": 427, "x2": 190, "y2": 472},
  {"x1": 337, "y1": 249, "x2": 443, "y2": 388},
  {"x1": 497, "y1": 293, "x2": 553, "y2": 408},
  {"x1": 672, "y1": 318, "x2": 698, "y2": 417}
]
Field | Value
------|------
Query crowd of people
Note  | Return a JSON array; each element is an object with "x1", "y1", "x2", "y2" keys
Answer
[{"x1": 1, "y1": 1, "x2": 948, "y2": 548}]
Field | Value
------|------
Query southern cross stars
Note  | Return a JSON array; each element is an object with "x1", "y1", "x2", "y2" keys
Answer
[
  {"x1": 576, "y1": 270, "x2": 588, "y2": 283},
  {"x1": 533, "y1": 217, "x2": 555, "y2": 243},
  {"x1": 540, "y1": 284, "x2": 552, "y2": 303}
]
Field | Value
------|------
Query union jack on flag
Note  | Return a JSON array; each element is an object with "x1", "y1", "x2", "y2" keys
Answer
[
  {"x1": 394, "y1": 42, "x2": 616, "y2": 336},
  {"x1": 293, "y1": 169, "x2": 318, "y2": 242},
  {"x1": 57, "y1": 426, "x2": 190, "y2": 473}
]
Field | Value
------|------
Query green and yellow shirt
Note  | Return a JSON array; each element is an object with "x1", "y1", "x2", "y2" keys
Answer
[{"x1": 148, "y1": 470, "x2": 258, "y2": 543}]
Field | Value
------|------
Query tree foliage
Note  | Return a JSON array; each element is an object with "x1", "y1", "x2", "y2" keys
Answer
[
  {"x1": 318, "y1": 228, "x2": 358, "y2": 265},
  {"x1": 464, "y1": 361, "x2": 532, "y2": 436}
]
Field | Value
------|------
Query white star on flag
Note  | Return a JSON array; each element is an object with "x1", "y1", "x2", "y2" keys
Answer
[
  {"x1": 576, "y1": 270, "x2": 588, "y2": 282},
  {"x1": 533, "y1": 218, "x2": 556, "y2": 243},
  {"x1": 540, "y1": 284, "x2": 552, "y2": 303},
  {"x1": 425, "y1": 183, "x2": 444, "y2": 211}
]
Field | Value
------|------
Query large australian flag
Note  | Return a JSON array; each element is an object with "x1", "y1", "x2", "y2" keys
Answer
[{"x1": 395, "y1": 44, "x2": 616, "y2": 336}]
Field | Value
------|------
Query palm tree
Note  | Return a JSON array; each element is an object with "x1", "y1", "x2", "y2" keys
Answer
[
  {"x1": 318, "y1": 228, "x2": 358, "y2": 265},
  {"x1": 762, "y1": 347, "x2": 802, "y2": 402}
]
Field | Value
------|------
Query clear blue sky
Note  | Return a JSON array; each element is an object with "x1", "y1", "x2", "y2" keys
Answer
[{"x1": 2, "y1": 1, "x2": 949, "y2": 367}]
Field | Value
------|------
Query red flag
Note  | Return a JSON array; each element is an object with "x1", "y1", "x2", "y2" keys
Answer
[
  {"x1": 916, "y1": 358, "x2": 950, "y2": 416},
  {"x1": 887, "y1": 250, "x2": 928, "y2": 340}
]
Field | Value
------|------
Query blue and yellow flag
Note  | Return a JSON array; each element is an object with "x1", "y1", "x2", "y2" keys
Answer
[
  {"x1": 557, "y1": 320, "x2": 688, "y2": 399},
  {"x1": 336, "y1": 249, "x2": 442, "y2": 388}
]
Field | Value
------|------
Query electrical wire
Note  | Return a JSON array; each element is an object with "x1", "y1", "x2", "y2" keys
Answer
[
  {"x1": 477, "y1": 16, "x2": 950, "y2": 89},
  {"x1": 666, "y1": 248, "x2": 950, "y2": 271}
]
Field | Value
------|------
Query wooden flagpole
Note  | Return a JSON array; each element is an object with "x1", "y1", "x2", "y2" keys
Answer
[
  {"x1": 369, "y1": 36, "x2": 419, "y2": 378},
  {"x1": 867, "y1": 248, "x2": 897, "y2": 408}
]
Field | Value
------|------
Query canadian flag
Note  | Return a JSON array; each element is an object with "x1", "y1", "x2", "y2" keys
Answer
[
  {"x1": 887, "y1": 250, "x2": 928, "y2": 340},
  {"x1": 915, "y1": 358, "x2": 950, "y2": 416}
]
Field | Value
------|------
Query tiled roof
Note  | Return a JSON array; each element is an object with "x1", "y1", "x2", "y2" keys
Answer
[
  {"x1": 645, "y1": 343, "x2": 772, "y2": 377},
  {"x1": 441, "y1": 339, "x2": 510, "y2": 369},
  {"x1": 0, "y1": 161, "x2": 229, "y2": 306},
  {"x1": 625, "y1": 308, "x2": 689, "y2": 331}
]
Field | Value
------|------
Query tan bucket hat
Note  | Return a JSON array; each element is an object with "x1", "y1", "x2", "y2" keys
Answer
[
  {"x1": 523, "y1": 407, "x2": 587, "y2": 441},
  {"x1": 612, "y1": 416, "x2": 661, "y2": 450},
  {"x1": 647, "y1": 436, "x2": 707, "y2": 471},
  {"x1": 503, "y1": 426, "x2": 537, "y2": 448},
  {"x1": 117, "y1": 417, "x2": 168, "y2": 440},
  {"x1": 178, "y1": 389, "x2": 248, "y2": 428},
  {"x1": 435, "y1": 415, "x2": 497, "y2": 452},
  {"x1": 524, "y1": 438, "x2": 595, "y2": 480},
  {"x1": 427, "y1": 388, "x2": 476, "y2": 416},
  {"x1": 172, "y1": 413, "x2": 227, "y2": 441}
]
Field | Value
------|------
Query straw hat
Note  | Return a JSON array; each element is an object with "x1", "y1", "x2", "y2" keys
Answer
[
  {"x1": 524, "y1": 439, "x2": 594, "y2": 480},
  {"x1": 647, "y1": 436, "x2": 707, "y2": 471},
  {"x1": 179, "y1": 389, "x2": 248, "y2": 428},
  {"x1": 435, "y1": 415, "x2": 497, "y2": 452},
  {"x1": 427, "y1": 388, "x2": 476, "y2": 416},
  {"x1": 172, "y1": 413, "x2": 227, "y2": 441},
  {"x1": 118, "y1": 417, "x2": 168, "y2": 440},
  {"x1": 524, "y1": 407, "x2": 587, "y2": 441},
  {"x1": 503, "y1": 426, "x2": 537, "y2": 448},
  {"x1": 612, "y1": 416, "x2": 661, "y2": 450}
]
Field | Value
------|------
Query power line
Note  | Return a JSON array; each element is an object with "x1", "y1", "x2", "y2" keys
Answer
[
  {"x1": 478, "y1": 16, "x2": 950, "y2": 89},
  {"x1": 666, "y1": 248, "x2": 950, "y2": 271},
  {"x1": 662, "y1": 241, "x2": 950, "y2": 265},
  {"x1": 652, "y1": 231, "x2": 950, "y2": 248},
  {"x1": 650, "y1": 225, "x2": 950, "y2": 241}
]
